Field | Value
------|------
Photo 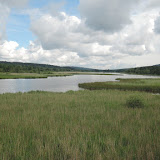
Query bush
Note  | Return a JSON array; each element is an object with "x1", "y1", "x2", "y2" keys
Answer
[{"x1": 126, "y1": 96, "x2": 144, "y2": 108}]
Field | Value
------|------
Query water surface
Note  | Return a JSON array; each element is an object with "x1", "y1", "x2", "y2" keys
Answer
[{"x1": 0, "y1": 74, "x2": 159, "y2": 94}]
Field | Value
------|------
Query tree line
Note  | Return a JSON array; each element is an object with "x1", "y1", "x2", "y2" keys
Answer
[
  {"x1": 0, "y1": 61, "x2": 74, "y2": 73},
  {"x1": 125, "y1": 65, "x2": 160, "y2": 75},
  {"x1": 0, "y1": 61, "x2": 103, "y2": 73}
]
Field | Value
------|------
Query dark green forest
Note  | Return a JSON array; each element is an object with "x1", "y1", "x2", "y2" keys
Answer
[
  {"x1": 0, "y1": 61, "x2": 160, "y2": 75},
  {"x1": 107, "y1": 65, "x2": 160, "y2": 75},
  {"x1": 0, "y1": 61, "x2": 70, "y2": 73},
  {"x1": 0, "y1": 61, "x2": 104, "y2": 73},
  {"x1": 124, "y1": 65, "x2": 160, "y2": 75}
]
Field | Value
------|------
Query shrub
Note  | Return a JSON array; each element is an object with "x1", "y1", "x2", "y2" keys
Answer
[{"x1": 126, "y1": 96, "x2": 144, "y2": 108}]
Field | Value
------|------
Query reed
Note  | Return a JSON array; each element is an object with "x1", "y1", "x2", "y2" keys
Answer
[
  {"x1": 0, "y1": 89, "x2": 160, "y2": 159},
  {"x1": 79, "y1": 78, "x2": 160, "y2": 93}
]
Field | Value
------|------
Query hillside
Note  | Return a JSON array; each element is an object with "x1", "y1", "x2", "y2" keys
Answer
[
  {"x1": 1, "y1": 61, "x2": 160, "y2": 75},
  {"x1": 0, "y1": 61, "x2": 105, "y2": 73},
  {"x1": 122, "y1": 65, "x2": 160, "y2": 75},
  {"x1": 106, "y1": 64, "x2": 160, "y2": 75}
]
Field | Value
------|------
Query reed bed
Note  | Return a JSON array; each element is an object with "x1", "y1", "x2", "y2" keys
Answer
[
  {"x1": 79, "y1": 78, "x2": 160, "y2": 93},
  {"x1": 0, "y1": 89, "x2": 160, "y2": 159}
]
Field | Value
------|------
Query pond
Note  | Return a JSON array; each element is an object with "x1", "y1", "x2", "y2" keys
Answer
[{"x1": 0, "y1": 74, "x2": 159, "y2": 94}]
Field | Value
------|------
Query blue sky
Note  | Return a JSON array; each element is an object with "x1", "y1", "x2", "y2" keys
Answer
[
  {"x1": 6, "y1": 0, "x2": 79, "y2": 48},
  {"x1": 7, "y1": 11, "x2": 33, "y2": 48}
]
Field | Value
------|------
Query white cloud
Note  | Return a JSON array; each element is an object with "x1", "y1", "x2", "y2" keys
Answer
[
  {"x1": 0, "y1": 41, "x2": 82, "y2": 67},
  {"x1": 79, "y1": 0, "x2": 140, "y2": 33},
  {"x1": 0, "y1": 4, "x2": 10, "y2": 40},
  {"x1": 0, "y1": 0, "x2": 28, "y2": 8},
  {"x1": 31, "y1": 12, "x2": 81, "y2": 50},
  {"x1": 147, "y1": 0, "x2": 160, "y2": 9},
  {"x1": 154, "y1": 15, "x2": 160, "y2": 34},
  {"x1": 29, "y1": 7, "x2": 160, "y2": 69}
]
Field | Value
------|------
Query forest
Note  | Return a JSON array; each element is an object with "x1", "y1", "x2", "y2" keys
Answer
[
  {"x1": 124, "y1": 65, "x2": 160, "y2": 75},
  {"x1": 0, "y1": 61, "x2": 160, "y2": 75},
  {"x1": 0, "y1": 61, "x2": 103, "y2": 73},
  {"x1": 107, "y1": 65, "x2": 160, "y2": 75}
]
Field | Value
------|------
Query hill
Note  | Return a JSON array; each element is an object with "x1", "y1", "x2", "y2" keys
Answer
[
  {"x1": 0, "y1": 61, "x2": 106, "y2": 73},
  {"x1": 107, "y1": 64, "x2": 160, "y2": 75},
  {"x1": 0, "y1": 61, "x2": 160, "y2": 75}
]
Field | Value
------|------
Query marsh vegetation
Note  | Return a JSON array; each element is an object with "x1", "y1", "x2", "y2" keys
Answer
[
  {"x1": 0, "y1": 88, "x2": 160, "y2": 159},
  {"x1": 79, "y1": 78, "x2": 160, "y2": 93}
]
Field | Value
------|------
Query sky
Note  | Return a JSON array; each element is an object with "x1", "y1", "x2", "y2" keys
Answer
[{"x1": 0, "y1": 0, "x2": 160, "y2": 69}]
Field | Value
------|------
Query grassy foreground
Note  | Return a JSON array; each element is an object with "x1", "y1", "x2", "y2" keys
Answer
[
  {"x1": 0, "y1": 90, "x2": 160, "y2": 159},
  {"x1": 79, "y1": 78, "x2": 160, "y2": 93}
]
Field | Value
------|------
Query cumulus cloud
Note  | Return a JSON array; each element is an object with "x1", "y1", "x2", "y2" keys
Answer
[
  {"x1": 27, "y1": 4, "x2": 160, "y2": 69},
  {"x1": 31, "y1": 12, "x2": 81, "y2": 50},
  {"x1": 79, "y1": 0, "x2": 140, "y2": 33},
  {"x1": 0, "y1": 41, "x2": 82, "y2": 66},
  {"x1": 31, "y1": 10, "x2": 157, "y2": 53},
  {"x1": 0, "y1": 40, "x2": 132, "y2": 69}
]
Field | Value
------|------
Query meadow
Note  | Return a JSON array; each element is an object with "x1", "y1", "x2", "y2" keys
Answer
[{"x1": 0, "y1": 88, "x2": 160, "y2": 159}]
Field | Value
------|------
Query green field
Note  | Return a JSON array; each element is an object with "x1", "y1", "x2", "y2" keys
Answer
[
  {"x1": 79, "y1": 78, "x2": 160, "y2": 93},
  {"x1": 0, "y1": 88, "x2": 160, "y2": 159}
]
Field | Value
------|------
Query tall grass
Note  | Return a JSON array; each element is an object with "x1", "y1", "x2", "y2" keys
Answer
[
  {"x1": 79, "y1": 78, "x2": 160, "y2": 93},
  {"x1": 0, "y1": 90, "x2": 160, "y2": 159}
]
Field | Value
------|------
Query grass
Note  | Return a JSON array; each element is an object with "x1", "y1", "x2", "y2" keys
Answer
[
  {"x1": 0, "y1": 90, "x2": 160, "y2": 159},
  {"x1": 126, "y1": 95, "x2": 145, "y2": 108},
  {"x1": 79, "y1": 78, "x2": 160, "y2": 93},
  {"x1": 0, "y1": 73, "x2": 48, "y2": 79},
  {"x1": 0, "y1": 72, "x2": 117, "y2": 79}
]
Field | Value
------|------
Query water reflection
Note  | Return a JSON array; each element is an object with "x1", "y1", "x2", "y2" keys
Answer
[{"x1": 0, "y1": 74, "x2": 159, "y2": 94}]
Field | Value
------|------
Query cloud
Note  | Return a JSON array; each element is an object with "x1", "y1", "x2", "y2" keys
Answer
[
  {"x1": 31, "y1": 12, "x2": 81, "y2": 50},
  {"x1": 1, "y1": 0, "x2": 160, "y2": 69},
  {"x1": 30, "y1": 12, "x2": 120, "y2": 58},
  {"x1": 0, "y1": 4, "x2": 10, "y2": 40},
  {"x1": 79, "y1": 0, "x2": 140, "y2": 33},
  {"x1": 47, "y1": 1, "x2": 65, "y2": 16},
  {"x1": 0, "y1": 0, "x2": 29, "y2": 40},
  {"x1": 0, "y1": 40, "x2": 82, "y2": 66},
  {"x1": 154, "y1": 15, "x2": 160, "y2": 34},
  {"x1": 0, "y1": 0, "x2": 28, "y2": 8},
  {"x1": 147, "y1": 0, "x2": 160, "y2": 9},
  {"x1": 28, "y1": 7, "x2": 160, "y2": 69}
]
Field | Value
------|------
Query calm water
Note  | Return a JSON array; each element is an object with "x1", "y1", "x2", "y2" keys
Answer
[{"x1": 0, "y1": 74, "x2": 159, "y2": 94}]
